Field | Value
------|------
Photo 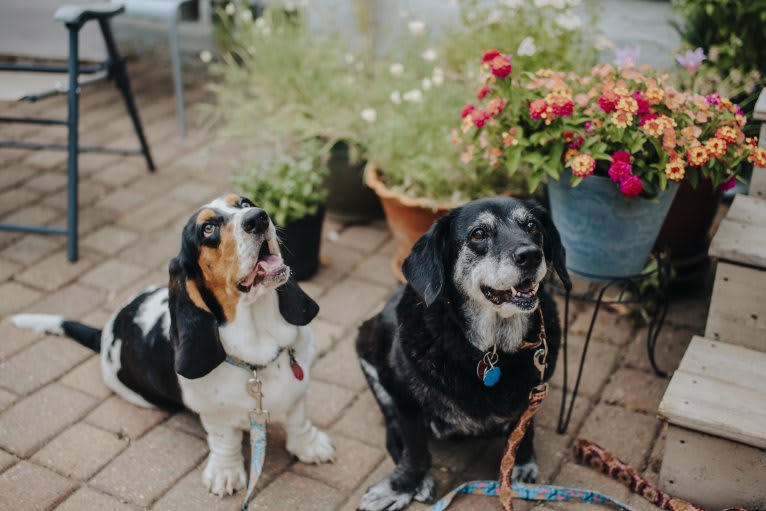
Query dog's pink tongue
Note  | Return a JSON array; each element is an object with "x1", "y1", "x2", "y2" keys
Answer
[
  {"x1": 516, "y1": 281, "x2": 533, "y2": 293},
  {"x1": 257, "y1": 254, "x2": 282, "y2": 272}
]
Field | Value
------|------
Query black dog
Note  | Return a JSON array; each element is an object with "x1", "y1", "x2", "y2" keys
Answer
[{"x1": 355, "y1": 197, "x2": 571, "y2": 511}]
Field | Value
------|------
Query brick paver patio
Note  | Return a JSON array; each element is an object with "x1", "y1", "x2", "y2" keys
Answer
[{"x1": 0, "y1": 50, "x2": 711, "y2": 511}]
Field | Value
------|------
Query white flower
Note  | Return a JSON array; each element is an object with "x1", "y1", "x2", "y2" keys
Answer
[
  {"x1": 422, "y1": 78, "x2": 432, "y2": 90},
  {"x1": 500, "y1": 0, "x2": 523, "y2": 8},
  {"x1": 421, "y1": 48, "x2": 437, "y2": 62},
  {"x1": 247, "y1": 46, "x2": 257, "y2": 55},
  {"x1": 399, "y1": 9, "x2": 409, "y2": 18},
  {"x1": 486, "y1": 10, "x2": 503, "y2": 24},
  {"x1": 224, "y1": 3, "x2": 235, "y2": 15},
  {"x1": 255, "y1": 18, "x2": 266, "y2": 29},
  {"x1": 403, "y1": 89, "x2": 423, "y2": 103},
  {"x1": 389, "y1": 63, "x2": 404, "y2": 77},
  {"x1": 595, "y1": 36, "x2": 616, "y2": 51},
  {"x1": 361, "y1": 108, "x2": 377, "y2": 123},
  {"x1": 533, "y1": 0, "x2": 550, "y2": 7},
  {"x1": 345, "y1": 53, "x2": 354, "y2": 65},
  {"x1": 284, "y1": 1, "x2": 296, "y2": 12},
  {"x1": 408, "y1": 20, "x2": 426, "y2": 36},
  {"x1": 432, "y1": 73, "x2": 444, "y2": 86},
  {"x1": 433, "y1": 66, "x2": 444, "y2": 76},
  {"x1": 566, "y1": 0, "x2": 582, "y2": 6},
  {"x1": 549, "y1": 0, "x2": 568, "y2": 8},
  {"x1": 517, "y1": 36, "x2": 536, "y2": 56},
  {"x1": 390, "y1": 91, "x2": 402, "y2": 104},
  {"x1": 555, "y1": 12, "x2": 581, "y2": 30},
  {"x1": 240, "y1": 9, "x2": 253, "y2": 23},
  {"x1": 199, "y1": 50, "x2": 212, "y2": 63}
]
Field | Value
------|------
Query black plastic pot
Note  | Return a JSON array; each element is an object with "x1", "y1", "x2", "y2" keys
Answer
[
  {"x1": 279, "y1": 206, "x2": 325, "y2": 281},
  {"x1": 325, "y1": 141, "x2": 383, "y2": 224}
]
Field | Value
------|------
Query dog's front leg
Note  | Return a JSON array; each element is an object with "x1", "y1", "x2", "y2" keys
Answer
[
  {"x1": 358, "y1": 412, "x2": 434, "y2": 511},
  {"x1": 284, "y1": 396, "x2": 335, "y2": 463},
  {"x1": 200, "y1": 417, "x2": 247, "y2": 496},
  {"x1": 511, "y1": 418, "x2": 538, "y2": 483}
]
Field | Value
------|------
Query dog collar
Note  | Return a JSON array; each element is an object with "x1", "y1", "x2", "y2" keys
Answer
[
  {"x1": 225, "y1": 346, "x2": 304, "y2": 380},
  {"x1": 476, "y1": 308, "x2": 546, "y2": 387}
]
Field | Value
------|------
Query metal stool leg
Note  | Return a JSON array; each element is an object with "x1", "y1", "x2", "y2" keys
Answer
[
  {"x1": 97, "y1": 18, "x2": 155, "y2": 171},
  {"x1": 168, "y1": 11, "x2": 186, "y2": 136},
  {"x1": 65, "y1": 23, "x2": 80, "y2": 262}
]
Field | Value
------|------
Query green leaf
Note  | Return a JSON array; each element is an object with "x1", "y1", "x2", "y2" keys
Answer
[
  {"x1": 570, "y1": 175, "x2": 584, "y2": 187},
  {"x1": 527, "y1": 171, "x2": 544, "y2": 193}
]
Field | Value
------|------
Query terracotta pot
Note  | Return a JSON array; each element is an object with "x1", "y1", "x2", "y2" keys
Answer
[{"x1": 365, "y1": 164, "x2": 463, "y2": 282}]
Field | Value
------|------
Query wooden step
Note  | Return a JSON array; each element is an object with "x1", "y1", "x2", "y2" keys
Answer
[
  {"x1": 705, "y1": 261, "x2": 766, "y2": 351},
  {"x1": 709, "y1": 194, "x2": 766, "y2": 268},
  {"x1": 658, "y1": 336, "x2": 766, "y2": 509},
  {"x1": 658, "y1": 336, "x2": 766, "y2": 448}
]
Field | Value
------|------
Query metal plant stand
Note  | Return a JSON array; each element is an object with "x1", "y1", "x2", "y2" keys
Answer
[{"x1": 550, "y1": 244, "x2": 672, "y2": 434}]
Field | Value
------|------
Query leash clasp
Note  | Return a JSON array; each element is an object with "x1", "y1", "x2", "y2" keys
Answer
[{"x1": 247, "y1": 372, "x2": 270, "y2": 424}]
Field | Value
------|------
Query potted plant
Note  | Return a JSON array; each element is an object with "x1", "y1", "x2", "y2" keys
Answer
[
  {"x1": 231, "y1": 141, "x2": 329, "y2": 281},
  {"x1": 458, "y1": 50, "x2": 766, "y2": 280},
  {"x1": 359, "y1": 0, "x2": 601, "y2": 278},
  {"x1": 205, "y1": 5, "x2": 381, "y2": 223}
]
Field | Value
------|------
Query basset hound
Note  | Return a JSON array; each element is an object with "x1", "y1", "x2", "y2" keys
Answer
[{"x1": 12, "y1": 194, "x2": 334, "y2": 497}]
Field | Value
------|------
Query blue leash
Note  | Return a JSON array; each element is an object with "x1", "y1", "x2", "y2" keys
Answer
[{"x1": 430, "y1": 479, "x2": 637, "y2": 511}]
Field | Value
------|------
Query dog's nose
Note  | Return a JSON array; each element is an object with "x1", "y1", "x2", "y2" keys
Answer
[
  {"x1": 513, "y1": 246, "x2": 542, "y2": 268},
  {"x1": 242, "y1": 208, "x2": 270, "y2": 234}
]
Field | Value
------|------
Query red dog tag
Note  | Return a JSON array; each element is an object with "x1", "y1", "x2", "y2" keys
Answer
[{"x1": 290, "y1": 360, "x2": 304, "y2": 381}]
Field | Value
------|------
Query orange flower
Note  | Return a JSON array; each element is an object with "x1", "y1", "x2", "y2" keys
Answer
[
  {"x1": 680, "y1": 125, "x2": 702, "y2": 142},
  {"x1": 460, "y1": 145, "x2": 474, "y2": 164},
  {"x1": 616, "y1": 96, "x2": 639, "y2": 115},
  {"x1": 665, "y1": 158, "x2": 685, "y2": 181},
  {"x1": 642, "y1": 117, "x2": 664, "y2": 137},
  {"x1": 686, "y1": 145, "x2": 709, "y2": 167},
  {"x1": 502, "y1": 131, "x2": 519, "y2": 146},
  {"x1": 662, "y1": 128, "x2": 677, "y2": 150},
  {"x1": 715, "y1": 126, "x2": 739, "y2": 144},
  {"x1": 611, "y1": 110, "x2": 633, "y2": 128},
  {"x1": 571, "y1": 154, "x2": 596, "y2": 177},
  {"x1": 704, "y1": 137, "x2": 727, "y2": 158},
  {"x1": 564, "y1": 148, "x2": 579, "y2": 164},
  {"x1": 748, "y1": 147, "x2": 766, "y2": 167},
  {"x1": 487, "y1": 97, "x2": 506, "y2": 117},
  {"x1": 644, "y1": 87, "x2": 664, "y2": 105}
]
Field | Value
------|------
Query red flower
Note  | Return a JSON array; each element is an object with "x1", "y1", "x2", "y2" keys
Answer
[
  {"x1": 489, "y1": 55, "x2": 512, "y2": 78},
  {"x1": 472, "y1": 108, "x2": 490, "y2": 128},
  {"x1": 482, "y1": 49, "x2": 502, "y2": 64},
  {"x1": 476, "y1": 85, "x2": 490, "y2": 101},
  {"x1": 598, "y1": 91, "x2": 620, "y2": 114},
  {"x1": 718, "y1": 177, "x2": 736, "y2": 191},
  {"x1": 460, "y1": 103, "x2": 476, "y2": 119},
  {"x1": 487, "y1": 97, "x2": 506, "y2": 117},
  {"x1": 611, "y1": 150, "x2": 632, "y2": 164},
  {"x1": 529, "y1": 99, "x2": 548, "y2": 121},
  {"x1": 632, "y1": 91, "x2": 650, "y2": 116},
  {"x1": 608, "y1": 161, "x2": 632, "y2": 182},
  {"x1": 638, "y1": 113, "x2": 658, "y2": 126},
  {"x1": 620, "y1": 175, "x2": 643, "y2": 198},
  {"x1": 550, "y1": 95, "x2": 574, "y2": 117}
]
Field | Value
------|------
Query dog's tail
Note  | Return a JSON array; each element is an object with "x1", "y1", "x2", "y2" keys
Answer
[{"x1": 11, "y1": 314, "x2": 101, "y2": 352}]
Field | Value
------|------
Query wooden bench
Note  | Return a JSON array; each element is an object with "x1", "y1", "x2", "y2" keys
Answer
[{"x1": 657, "y1": 337, "x2": 766, "y2": 509}]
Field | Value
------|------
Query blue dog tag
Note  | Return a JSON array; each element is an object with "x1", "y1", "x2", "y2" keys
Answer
[{"x1": 483, "y1": 366, "x2": 501, "y2": 387}]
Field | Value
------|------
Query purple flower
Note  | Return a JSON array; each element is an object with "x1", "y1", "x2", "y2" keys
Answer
[
  {"x1": 675, "y1": 48, "x2": 706, "y2": 74},
  {"x1": 614, "y1": 46, "x2": 640, "y2": 67}
]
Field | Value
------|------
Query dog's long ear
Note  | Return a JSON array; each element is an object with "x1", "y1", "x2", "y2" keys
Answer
[
  {"x1": 277, "y1": 275, "x2": 319, "y2": 326},
  {"x1": 536, "y1": 206, "x2": 572, "y2": 291},
  {"x1": 168, "y1": 256, "x2": 226, "y2": 379},
  {"x1": 402, "y1": 213, "x2": 453, "y2": 307}
]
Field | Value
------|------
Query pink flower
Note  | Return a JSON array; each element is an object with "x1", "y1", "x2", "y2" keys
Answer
[
  {"x1": 638, "y1": 113, "x2": 658, "y2": 126},
  {"x1": 476, "y1": 85, "x2": 490, "y2": 101},
  {"x1": 482, "y1": 49, "x2": 501, "y2": 64},
  {"x1": 675, "y1": 48, "x2": 706, "y2": 74},
  {"x1": 611, "y1": 151, "x2": 632, "y2": 164},
  {"x1": 609, "y1": 161, "x2": 632, "y2": 182},
  {"x1": 718, "y1": 177, "x2": 736, "y2": 191},
  {"x1": 472, "y1": 108, "x2": 490, "y2": 128},
  {"x1": 529, "y1": 99, "x2": 549, "y2": 121},
  {"x1": 598, "y1": 91, "x2": 620, "y2": 114},
  {"x1": 489, "y1": 55, "x2": 512, "y2": 78},
  {"x1": 706, "y1": 93, "x2": 721, "y2": 106},
  {"x1": 460, "y1": 103, "x2": 475, "y2": 119},
  {"x1": 620, "y1": 175, "x2": 643, "y2": 198}
]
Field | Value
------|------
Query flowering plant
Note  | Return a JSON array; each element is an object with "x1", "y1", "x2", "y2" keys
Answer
[{"x1": 458, "y1": 51, "x2": 766, "y2": 199}]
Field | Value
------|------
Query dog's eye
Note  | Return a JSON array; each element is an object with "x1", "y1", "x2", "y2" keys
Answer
[
  {"x1": 240, "y1": 200, "x2": 252, "y2": 208},
  {"x1": 470, "y1": 228, "x2": 487, "y2": 241},
  {"x1": 527, "y1": 221, "x2": 537, "y2": 233},
  {"x1": 202, "y1": 223, "x2": 217, "y2": 237}
]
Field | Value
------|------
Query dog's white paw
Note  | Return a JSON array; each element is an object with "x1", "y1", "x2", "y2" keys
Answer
[
  {"x1": 358, "y1": 475, "x2": 415, "y2": 511},
  {"x1": 511, "y1": 456, "x2": 538, "y2": 484},
  {"x1": 413, "y1": 472, "x2": 435, "y2": 502},
  {"x1": 288, "y1": 428, "x2": 335, "y2": 464},
  {"x1": 202, "y1": 460, "x2": 247, "y2": 496}
]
